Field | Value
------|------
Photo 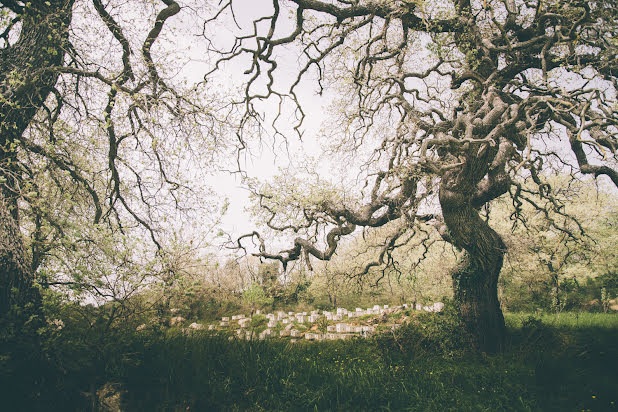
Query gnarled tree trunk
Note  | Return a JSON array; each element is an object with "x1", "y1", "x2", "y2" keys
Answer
[{"x1": 439, "y1": 172, "x2": 507, "y2": 353}]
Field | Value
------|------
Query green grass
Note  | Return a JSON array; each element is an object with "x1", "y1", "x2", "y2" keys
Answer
[
  {"x1": 8, "y1": 311, "x2": 618, "y2": 411},
  {"x1": 507, "y1": 311, "x2": 618, "y2": 328},
  {"x1": 110, "y1": 312, "x2": 618, "y2": 411}
]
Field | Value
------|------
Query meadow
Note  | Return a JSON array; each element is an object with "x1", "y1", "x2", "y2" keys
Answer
[{"x1": 19, "y1": 311, "x2": 615, "y2": 412}]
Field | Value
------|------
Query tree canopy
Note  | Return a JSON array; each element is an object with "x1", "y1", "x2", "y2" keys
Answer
[
  {"x1": 0, "y1": 0, "x2": 616, "y2": 354},
  {"x1": 212, "y1": 0, "x2": 618, "y2": 351}
]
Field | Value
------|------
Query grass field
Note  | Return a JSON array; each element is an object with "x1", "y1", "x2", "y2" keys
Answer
[
  {"x1": 6, "y1": 311, "x2": 617, "y2": 411},
  {"x1": 110, "y1": 312, "x2": 617, "y2": 411}
]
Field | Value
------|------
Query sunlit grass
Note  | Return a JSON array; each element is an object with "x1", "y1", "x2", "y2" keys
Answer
[{"x1": 506, "y1": 311, "x2": 618, "y2": 328}]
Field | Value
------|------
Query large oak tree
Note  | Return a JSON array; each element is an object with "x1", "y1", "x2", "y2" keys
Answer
[{"x1": 213, "y1": 0, "x2": 617, "y2": 351}]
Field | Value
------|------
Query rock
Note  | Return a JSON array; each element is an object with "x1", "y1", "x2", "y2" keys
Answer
[
  {"x1": 136, "y1": 323, "x2": 147, "y2": 331},
  {"x1": 170, "y1": 316, "x2": 185, "y2": 325},
  {"x1": 189, "y1": 322, "x2": 204, "y2": 330},
  {"x1": 97, "y1": 383, "x2": 124, "y2": 412}
]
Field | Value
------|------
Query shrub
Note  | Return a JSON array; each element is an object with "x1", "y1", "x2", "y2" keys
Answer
[{"x1": 374, "y1": 302, "x2": 473, "y2": 360}]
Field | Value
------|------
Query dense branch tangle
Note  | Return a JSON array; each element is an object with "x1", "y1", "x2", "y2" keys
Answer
[
  {"x1": 212, "y1": 0, "x2": 617, "y2": 351},
  {"x1": 0, "y1": 1, "x2": 220, "y2": 308}
]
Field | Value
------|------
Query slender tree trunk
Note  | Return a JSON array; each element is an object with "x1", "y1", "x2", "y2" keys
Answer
[{"x1": 439, "y1": 180, "x2": 506, "y2": 353}]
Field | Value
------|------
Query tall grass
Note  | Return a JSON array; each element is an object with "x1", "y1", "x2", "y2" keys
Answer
[
  {"x1": 115, "y1": 312, "x2": 618, "y2": 411},
  {"x1": 7, "y1": 312, "x2": 617, "y2": 411}
]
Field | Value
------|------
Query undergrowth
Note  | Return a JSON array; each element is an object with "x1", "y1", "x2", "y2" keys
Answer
[{"x1": 3, "y1": 312, "x2": 617, "y2": 411}]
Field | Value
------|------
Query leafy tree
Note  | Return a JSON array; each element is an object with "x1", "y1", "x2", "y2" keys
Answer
[
  {"x1": 242, "y1": 282, "x2": 274, "y2": 311},
  {"x1": 496, "y1": 179, "x2": 618, "y2": 311},
  {"x1": 214, "y1": 0, "x2": 618, "y2": 351},
  {"x1": 0, "y1": 2, "x2": 222, "y2": 406},
  {"x1": 0, "y1": 0, "x2": 222, "y2": 312}
]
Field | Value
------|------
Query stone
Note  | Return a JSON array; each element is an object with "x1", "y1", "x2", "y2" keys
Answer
[
  {"x1": 295, "y1": 315, "x2": 306, "y2": 323},
  {"x1": 308, "y1": 314, "x2": 320, "y2": 323},
  {"x1": 189, "y1": 322, "x2": 204, "y2": 330},
  {"x1": 170, "y1": 316, "x2": 185, "y2": 325},
  {"x1": 255, "y1": 309, "x2": 262, "y2": 315},
  {"x1": 219, "y1": 321, "x2": 228, "y2": 327},
  {"x1": 136, "y1": 324, "x2": 147, "y2": 331},
  {"x1": 259, "y1": 329, "x2": 272, "y2": 339},
  {"x1": 285, "y1": 323, "x2": 294, "y2": 331},
  {"x1": 239, "y1": 318, "x2": 250, "y2": 328},
  {"x1": 221, "y1": 317, "x2": 230, "y2": 322},
  {"x1": 277, "y1": 311, "x2": 287, "y2": 320},
  {"x1": 232, "y1": 314, "x2": 245, "y2": 320},
  {"x1": 433, "y1": 302, "x2": 445, "y2": 312},
  {"x1": 279, "y1": 330, "x2": 290, "y2": 337},
  {"x1": 208, "y1": 324, "x2": 215, "y2": 330},
  {"x1": 290, "y1": 329, "x2": 300, "y2": 337},
  {"x1": 327, "y1": 325, "x2": 336, "y2": 332},
  {"x1": 383, "y1": 305, "x2": 389, "y2": 309},
  {"x1": 282, "y1": 318, "x2": 290, "y2": 324},
  {"x1": 169, "y1": 308, "x2": 180, "y2": 313},
  {"x1": 415, "y1": 304, "x2": 422, "y2": 311},
  {"x1": 333, "y1": 314, "x2": 343, "y2": 321},
  {"x1": 267, "y1": 319, "x2": 278, "y2": 328},
  {"x1": 325, "y1": 313, "x2": 333, "y2": 321}
]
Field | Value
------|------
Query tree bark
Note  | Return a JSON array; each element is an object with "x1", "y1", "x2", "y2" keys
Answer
[
  {"x1": 0, "y1": 193, "x2": 40, "y2": 315},
  {"x1": 439, "y1": 175, "x2": 507, "y2": 353},
  {"x1": 0, "y1": 0, "x2": 74, "y2": 313}
]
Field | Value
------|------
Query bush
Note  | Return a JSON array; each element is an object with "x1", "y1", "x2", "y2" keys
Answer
[{"x1": 374, "y1": 302, "x2": 473, "y2": 360}]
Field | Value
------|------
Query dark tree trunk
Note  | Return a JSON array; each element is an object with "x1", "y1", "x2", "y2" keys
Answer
[
  {"x1": 439, "y1": 172, "x2": 507, "y2": 353},
  {"x1": 0, "y1": 0, "x2": 74, "y2": 313},
  {"x1": 0, "y1": 193, "x2": 40, "y2": 315}
]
